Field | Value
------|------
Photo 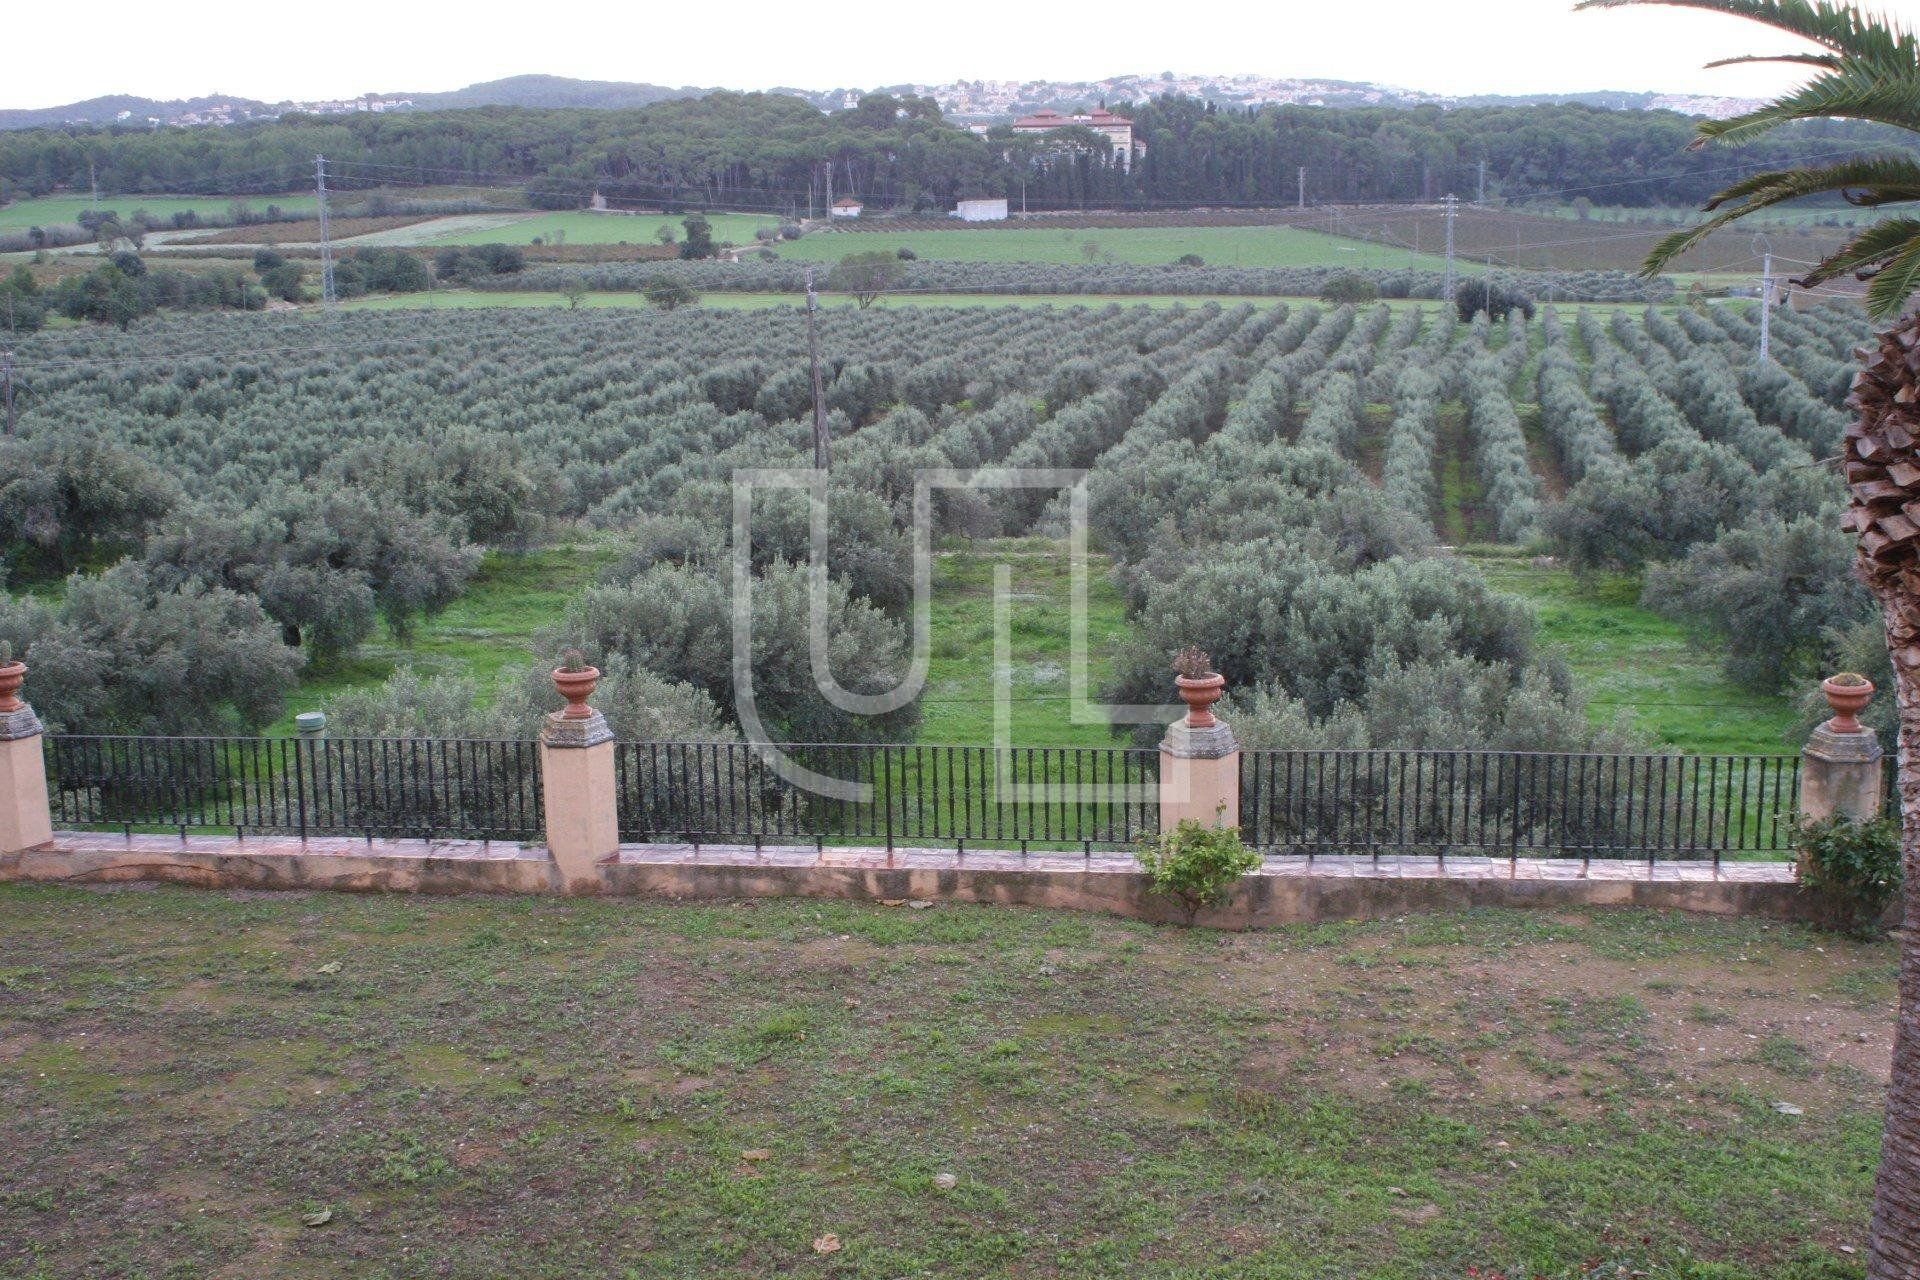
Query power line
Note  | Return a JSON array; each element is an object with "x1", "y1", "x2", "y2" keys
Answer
[
  {"x1": 804, "y1": 266, "x2": 830, "y2": 470},
  {"x1": 315, "y1": 155, "x2": 337, "y2": 308}
]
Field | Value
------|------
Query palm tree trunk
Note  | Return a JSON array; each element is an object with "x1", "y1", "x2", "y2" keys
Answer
[
  {"x1": 1846, "y1": 313, "x2": 1920, "y2": 1277},
  {"x1": 1870, "y1": 590, "x2": 1920, "y2": 1277}
]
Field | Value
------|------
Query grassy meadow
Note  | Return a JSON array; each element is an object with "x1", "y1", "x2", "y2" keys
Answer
[
  {"x1": 423, "y1": 210, "x2": 780, "y2": 247},
  {"x1": 0, "y1": 886, "x2": 1889, "y2": 1278},
  {"x1": 268, "y1": 540, "x2": 620, "y2": 736},
  {"x1": 773, "y1": 222, "x2": 1463, "y2": 271},
  {"x1": 0, "y1": 192, "x2": 317, "y2": 229},
  {"x1": 270, "y1": 535, "x2": 1795, "y2": 761},
  {"x1": 1474, "y1": 550, "x2": 1799, "y2": 756}
]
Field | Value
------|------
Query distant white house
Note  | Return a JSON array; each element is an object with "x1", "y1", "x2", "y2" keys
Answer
[
  {"x1": 831, "y1": 197, "x2": 864, "y2": 219},
  {"x1": 954, "y1": 198, "x2": 1009, "y2": 222}
]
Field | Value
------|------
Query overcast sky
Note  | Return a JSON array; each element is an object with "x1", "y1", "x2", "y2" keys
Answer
[{"x1": 12, "y1": 0, "x2": 1891, "y2": 108}]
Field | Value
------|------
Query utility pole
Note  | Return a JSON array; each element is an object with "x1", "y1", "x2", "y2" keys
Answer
[
  {"x1": 1759, "y1": 249, "x2": 1774, "y2": 362},
  {"x1": 804, "y1": 268, "x2": 831, "y2": 471},
  {"x1": 1297, "y1": 165, "x2": 1306, "y2": 210},
  {"x1": 88, "y1": 157, "x2": 98, "y2": 212},
  {"x1": 1, "y1": 350, "x2": 14, "y2": 437},
  {"x1": 1477, "y1": 158, "x2": 1487, "y2": 204},
  {"x1": 1442, "y1": 194, "x2": 1458, "y2": 300},
  {"x1": 315, "y1": 155, "x2": 337, "y2": 308},
  {"x1": 824, "y1": 162, "x2": 833, "y2": 218}
]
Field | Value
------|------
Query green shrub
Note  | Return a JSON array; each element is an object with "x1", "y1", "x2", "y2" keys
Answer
[
  {"x1": 1135, "y1": 818, "x2": 1261, "y2": 924},
  {"x1": 1318, "y1": 270, "x2": 1378, "y2": 304},
  {"x1": 1794, "y1": 813, "x2": 1902, "y2": 935}
]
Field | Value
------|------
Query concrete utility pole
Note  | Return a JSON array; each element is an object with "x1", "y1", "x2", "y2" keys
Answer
[
  {"x1": 1, "y1": 351, "x2": 14, "y2": 437},
  {"x1": 1297, "y1": 166, "x2": 1306, "y2": 210},
  {"x1": 88, "y1": 157, "x2": 98, "y2": 212},
  {"x1": 1442, "y1": 193, "x2": 1458, "y2": 300},
  {"x1": 1759, "y1": 249, "x2": 1774, "y2": 362},
  {"x1": 315, "y1": 155, "x2": 337, "y2": 308},
  {"x1": 805, "y1": 268, "x2": 831, "y2": 471},
  {"x1": 1477, "y1": 158, "x2": 1487, "y2": 204}
]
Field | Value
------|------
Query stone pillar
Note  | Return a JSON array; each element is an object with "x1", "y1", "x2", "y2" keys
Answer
[
  {"x1": 1159, "y1": 662, "x2": 1239, "y2": 832},
  {"x1": 1800, "y1": 676, "x2": 1886, "y2": 828},
  {"x1": 1159, "y1": 721, "x2": 1240, "y2": 831},
  {"x1": 539, "y1": 708, "x2": 618, "y2": 894},
  {"x1": 0, "y1": 666, "x2": 52, "y2": 855}
]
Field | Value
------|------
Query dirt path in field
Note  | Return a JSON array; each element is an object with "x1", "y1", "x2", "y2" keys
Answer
[
  {"x1": 1517, "y1": 401, "x2": 1570, "y2": 500},
  {"x1": 1435, "y1": 401, "x2": 1494, "y2": 544}
]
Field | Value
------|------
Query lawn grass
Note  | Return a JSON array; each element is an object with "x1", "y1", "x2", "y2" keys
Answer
[
  {"x1": 0, "y1": 886, "x2": 1886, "y2": 1278},
  {"x1": 0, "y1": 193, "x2": 316, "y2": 230},
  {"x1": 774, "y1": 222, "x2": 1461, "y2": 271},
  {"x1": 1472, "y1": 549, "x2": 1800, "y2": 755},
  {"x1": 423, "y1": 210, "x2": 780, "y2": 247}
]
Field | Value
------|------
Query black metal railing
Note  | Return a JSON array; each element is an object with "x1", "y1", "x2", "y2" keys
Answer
[
  {"x1": 40, "y1": 735, "x2": 1834, "y2": 861},
  {"x1": 1241, "y1": 749, "x2": 1805, "y2": 861},
  {"x1": 616, "y1": 741, "x2": 1160, "y2": 850},
  {"x1": 45, "y1": 736, "x2": 543, "y2": 841}
]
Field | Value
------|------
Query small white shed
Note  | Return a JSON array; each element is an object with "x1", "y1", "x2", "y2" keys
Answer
[{"x1": 954, "y1": 198, "x2": 1009, "y2": 222}]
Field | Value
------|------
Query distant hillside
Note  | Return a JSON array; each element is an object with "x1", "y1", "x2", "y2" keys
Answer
[
  {"x1": 0, "y1": 71, "x2": 1763, "y2": 132},
  {"x1": 402, "y1": 75, "x2": 709, "y2": 111},
  {"x1": 0, "y1": 93, "x2": 278, "y2": 130}
]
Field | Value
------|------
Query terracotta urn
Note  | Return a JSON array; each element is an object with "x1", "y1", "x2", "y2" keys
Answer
[
  {"x1": 551, "y1": 665, "x2": 600, "y2": 720},
  {"x1": 0, "y1": 660, "x2": 25, "y2": 715},
  {"x1": 1174, "y1": 672, "x2": 1226, "y2": 729},
  {"x1": 1820, "y1": 674, "x2": 1874, "y2": 735}
]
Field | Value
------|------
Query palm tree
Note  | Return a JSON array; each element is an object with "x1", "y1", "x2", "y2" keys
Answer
[{"x1": 1579, "y1": 2, "x2": 1920, "y2": 1272}]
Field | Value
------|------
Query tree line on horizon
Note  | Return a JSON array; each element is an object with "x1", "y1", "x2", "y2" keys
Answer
[{"x1": 0, "y1": 91, "x2": 1910, "y2": 215}]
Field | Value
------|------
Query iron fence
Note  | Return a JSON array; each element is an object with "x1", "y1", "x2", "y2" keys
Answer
[
  {"x1": 1241, "y1": 749, "x2": 1804, "y2": 861},
  {"x1": 40, "y1": 735, "x2": 1834, "y2": 861},
  {"x1": 45, "y1": 736, "x2": 543, "y2": 841},
  {"x1": 616, "y1": 741, "x2": 1160, "y2": 850}
]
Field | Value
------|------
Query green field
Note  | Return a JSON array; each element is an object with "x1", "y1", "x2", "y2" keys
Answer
[
  {"x1": 774, "y1": 222, "x2": 1464, "y2": 271},
  {"x1": 1473, "y1": 550, "x2": 1799, "y2": 755},
  {"x1": 340, "y1": 290, "x2": 1358, "y2": 313},
  {"x1": 0, "y1": 192, "x2": 316, "y2": 230},
  {"x1": 0, "y1": 885, "x2": 1888, "y2": 1278},
  {"x1": 424, "y1": 210, "x2": 780, "y2": 247}
]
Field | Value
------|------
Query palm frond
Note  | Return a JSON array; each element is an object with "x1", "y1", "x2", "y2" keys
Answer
[
  {"x1": 1790, "y1": 215, "x2": 1920, "y2": 285},
  {"x1": 1577, "y1": 0, "x2": 1918, "y2": 69},
  {"x1": 1694, "y1": 64, "x2": 1920, "y2": 147},
  {"x1": 1701, "y1": 154, "x2": 1920, "y2": 210},
  {"x1": 1704, "y1": 51, "x2": 1843, "y2": 67},
  {"x1": 1864, "y1": 234, "x2": 1920, "y2": 317},
  {"x1": 1637, "y1": 157, "x2": 1920, "y2": 271}
]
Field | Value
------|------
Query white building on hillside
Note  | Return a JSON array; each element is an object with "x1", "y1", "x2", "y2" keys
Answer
[{"x1": 831, "y1": 197, "x2": 864, "y2": 219}]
